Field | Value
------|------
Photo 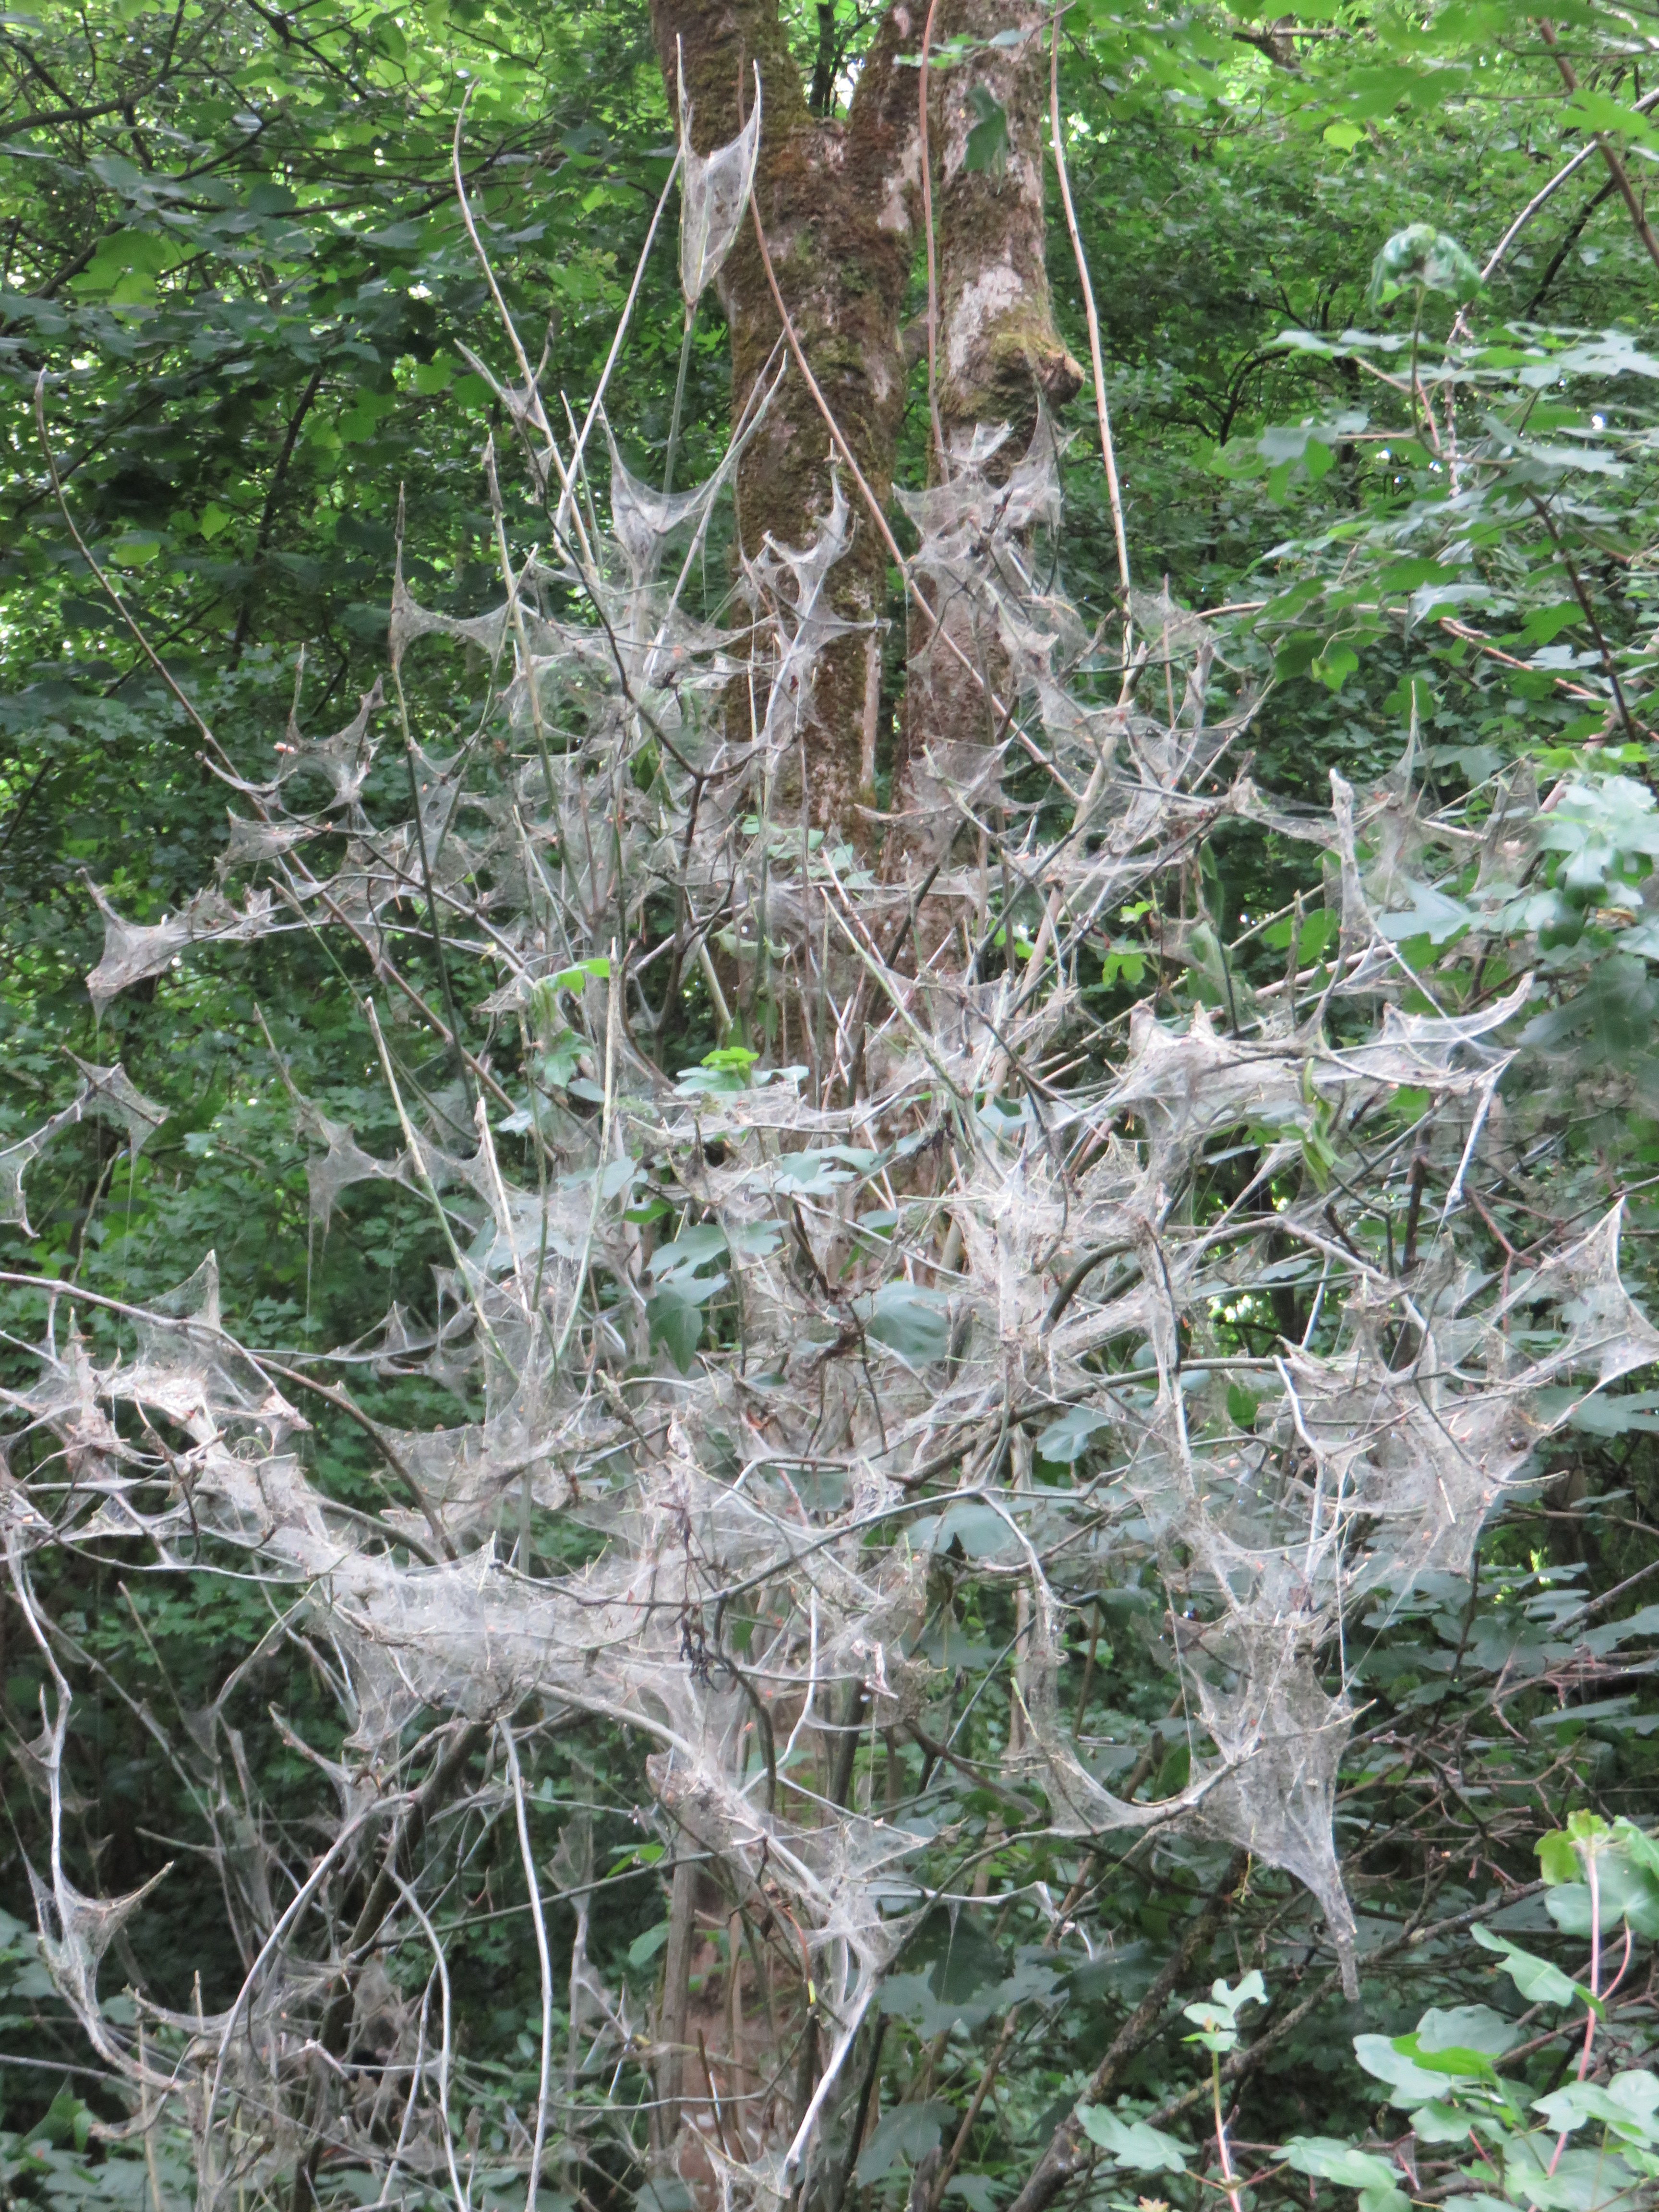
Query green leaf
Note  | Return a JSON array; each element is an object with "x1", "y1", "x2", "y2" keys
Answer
[
  {"x1": 649, "y1": 1224, "x2": 727, "y2": 1280},
  {"x1": 1535, "y1": 2075, "x2": 1659, "y2": 2145},
  {"x1": 1353, "y1": 2033, "x2": 1483, "y2": 2106},
  {"x1": 1075, "y1": 2106, "x2": 1189, "y2": 2174},
  {"x1": 1607, "y1": 2071, "x2": 1659, "y2": 2135},
  {"x1": 774, "y1": 1147, "x2": 868, "y2": 1195},
  {"x1": 1614, "y1": 1821, "x2": 1659, "y2": 1880},
  {"x1": 1471, "y1": 1926, "x2": 1586, "y2": 2009},
  {"x1": 1390, "y1": 2033, "x2": 1498, "y2": 2084},
  {"x1": 858, "y1": 1283, "x2": 950, "y2": 1364},
  {"x1": 1099, "y1": 947, "x2": 1146, "y2": 987},
  {"x1": 929, "y1": 1500, "x2": 1019, "y2": 1560},
  {"x1": 676, "y1": 1044, "x2": 761, "y2": 1095},
  {"x1": 855, "y1": 2102, "x2": 954, "y2": 2182},
  {"x1": 1264, "y1": 909, "x2": 1337, "y2": 958},
  {"x1": 1500, "y1": 2130, "x2": 1645, "y2": 2211},
  {"x1": 648, "y1": 1287, "x2": 707, "y2": 1372},
  {"x1": 1221, "y1": 1970, "x2": 1266, "y2": 2010},
  {"x1": 1183, "y1": 1972, "x2": 1265, "y2": 2053},
  {"x1": 551, "y1": 957, "x2": 611, "y2": 988},
  {"x1": 924, "y1": 1909, "x2": 1005, "y2": 2008},
  {"x1": 363, "y1": 218, "x2": 426, "y2": 248},
  {"x1": 1281, "y1": 2138, "x2": 1407, "y2": 2205},
  {"x1": 1410, "y1": 2099, "x2": 1478, "y2": 2143},
  {"x1": 1545, "y1": 1853, "x2": 1659, "y2": 1937},
  {"x1": 1036, "y1": 1404, "x2": 1113, "y2": 1462},
  {"x1": 1567, "y1": 87, "x2": 1659, "y2": 140},
  {"x1": 1521, "y1": 600, "x2": 1583, "y2": 647},
  {"x1": 628, "y1": 1922, "x2": 671, "y2": 1968},
  {"x1": 22, "y1": 2088, "x2": 91, "y2": 2153},
  {"x1": 726, "y1": 1220, "x2": 783, "y2": 1261},
  {"x1": 637, "y1": 2181, "x2": 696, "y2": 2212},
  {"x1": 1377, "y1": 879, "x2": 1474, "y2": 945},
  {"x1": 1416, "y1": 2006, "x2": 1522, "y2": 2058},
  {"x1": 964, "y1": 84, "x2": 1009, "y2": 174},
  {"x1": 1567, "y1": 1809, "x2": 1615, "y2": 1849},
  {"x1": 946, "y1": 2178, "x2": 999, "y2": 2212},
  {"x1": 1226, "y1": 1381, "x2": 1262, "y2": 1429},
  {"x1": 243, "y1": 177, "x2": 298, "y2": 215},
  {"x1": 1537, "y1": 1828, "x2": 1582, "y2": 1885},
  {"x1": 70, "y1": 227, "x2": 183, "y2": 302},
  {"x1": 1357, "y1": 2187, "x2": 1410, "y2": 2212},
  {"x1": 1566, "y1": 1396, "x2": 1659, "y2": 1438}
]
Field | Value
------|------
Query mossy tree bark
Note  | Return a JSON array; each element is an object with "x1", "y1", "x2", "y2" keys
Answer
[
  {"x1": 647, "y1": 0, "x2": 926, "y2": 842},
  {"x1": 900, "y1": 5, "x2": 1083, "y2": 868},
  {"x1": 933, "y1": 5, "x2": 1081, "y2": 448},
  {"x1": 647, "y1": 3, "x2": 1081, "y2": 878}
]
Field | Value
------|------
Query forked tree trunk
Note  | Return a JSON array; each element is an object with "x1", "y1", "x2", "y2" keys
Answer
[{"x1": 648, "y1": 0, "x2": 1079, "y2": 855}]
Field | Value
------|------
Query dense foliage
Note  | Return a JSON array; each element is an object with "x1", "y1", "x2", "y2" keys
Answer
[{"x1": 8, "y1": 5, "x2": 1659, "y2": 2212}]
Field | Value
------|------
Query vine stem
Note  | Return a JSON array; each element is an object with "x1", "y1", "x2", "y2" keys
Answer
[
  {"x1": 919, "y1": 0, "x2": 946, "y2": 469},
  {"x1": 33, "y1": 372, "x2": 234, "y2": 772},
  {"x1": 1548, "y1": 1849, "x2": 1602, "y2": 2174},
  {"x1": 501, "y1": 1722, "x2": 554, "y2": 2212},
  {"x1": 1211, "y1": 2052, "x2": 1245, "y2": 2212},
  {"x1": 663, "y1": 296, "x2": 698, "y2": 494},
  {"x1": 1048, "y1": 11, "x2": 1130, "y2": 614}
]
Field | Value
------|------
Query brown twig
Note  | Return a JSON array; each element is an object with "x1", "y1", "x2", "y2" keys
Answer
[
  {"x1": 1144, "y1": 1878, "x2": 1551, "y2": 2133},
  {"x1": 1538, "y1": 23, "x2": 1659, "y2": 281},
  {"x1": 1005, "y1": 1851, "x2": 1251, "y2": 2212},
  {"x1": 34, "y1": 372, "x2": 234, "y2": 771}
]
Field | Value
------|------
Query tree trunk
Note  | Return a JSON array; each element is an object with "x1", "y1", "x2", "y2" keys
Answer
[
  {"x1": 647, "y1": 1, "x2": 1081, "y2": 882},
  {"x1": 647, "y1": 0, "x2": 925, "y2": 841},
  {"x1": 900, "y1": 5, "x2": 1082, "y2": 871},
  {"x1": 653, "y1": 1849, "x2": 699, "y2": 2163},
  {"x1": 934, "y1": 6, "x2": 1081, "y2": 452}
]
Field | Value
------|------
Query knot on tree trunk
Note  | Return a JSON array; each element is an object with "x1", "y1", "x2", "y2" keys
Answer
[{"x1": 1036, "y1": 339, "x2": 1085, "y2": 407}]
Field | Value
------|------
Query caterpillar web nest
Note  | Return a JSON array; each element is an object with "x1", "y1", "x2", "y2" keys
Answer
[{"x1": 4, "y1": 337, "x2": 1647, "y2": 2212}]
